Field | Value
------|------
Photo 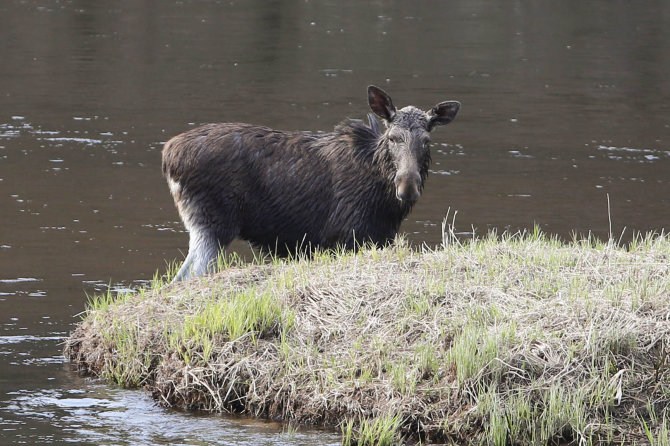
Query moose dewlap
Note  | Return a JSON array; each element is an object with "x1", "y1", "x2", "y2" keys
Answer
[{"x1": 162, "y1": 86, "x2": 460, "y2": 281}]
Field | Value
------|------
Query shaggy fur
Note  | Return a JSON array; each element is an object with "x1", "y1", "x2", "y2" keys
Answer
[{"x1": 162, "y1": 86, "x2": 460, "y2": 280}]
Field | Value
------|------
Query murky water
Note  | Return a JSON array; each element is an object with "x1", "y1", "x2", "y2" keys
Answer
[{"x1": 1, "y1": 1, "x2": 669, "y2": 444}]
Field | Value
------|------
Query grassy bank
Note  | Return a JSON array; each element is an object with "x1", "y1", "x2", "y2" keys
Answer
[{"x1": 65, "y1": 229, "x2": 670, "y2": 445}]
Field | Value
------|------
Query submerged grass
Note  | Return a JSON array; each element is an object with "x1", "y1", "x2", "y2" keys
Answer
[{"x1": 66, "y1": 228, "x2": 670, "y2": 445}]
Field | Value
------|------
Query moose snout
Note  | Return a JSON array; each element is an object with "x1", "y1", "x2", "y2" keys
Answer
[{"x1": 394, "y1": 173, "x2": 422, "y2": 203}]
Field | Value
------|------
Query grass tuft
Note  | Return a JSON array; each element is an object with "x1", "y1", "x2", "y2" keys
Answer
[{"x1": 342, "y1": 414, "x2": 402, "y2": 446}]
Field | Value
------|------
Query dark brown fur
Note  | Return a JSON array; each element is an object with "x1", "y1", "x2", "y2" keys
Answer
[{"x1": 163, "y1": 86, "x2": 459, "y2": 280}]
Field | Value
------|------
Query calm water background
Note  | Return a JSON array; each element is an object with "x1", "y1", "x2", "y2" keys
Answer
[{"x1": 1, "y1": 1, "x2": 669, "y2": 444}]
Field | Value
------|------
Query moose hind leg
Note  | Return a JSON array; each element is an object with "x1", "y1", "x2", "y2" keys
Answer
[{"x1": 173, "y1": 226, "x2": 221, "y2": 282}]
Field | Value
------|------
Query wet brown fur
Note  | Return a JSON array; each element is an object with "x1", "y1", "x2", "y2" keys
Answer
[
  {"x1": 162, "y1": 119, "x2": 409, "y2": 253},
  {"x1": 162, "y1": 86, "x2": 459, "y2": 280}
]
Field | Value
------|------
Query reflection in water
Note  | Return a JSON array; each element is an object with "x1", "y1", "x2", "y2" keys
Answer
[
  {"x1": 1, "y1": 0, "x2": 669, "y2": 444},
  {"x1": 597, "y1": 145, "x2": 670, "y2": 162},
  {"x1": 5, "y1": 386, "x2": 340, "y2": 446},
  {"x1": 0, "y1": 337, "x2": 340, "y2": 446}
]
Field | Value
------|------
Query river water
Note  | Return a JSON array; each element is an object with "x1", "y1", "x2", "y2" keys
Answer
[{"x1": 1, "y1": 1, "x2": 669, "y2": 444}]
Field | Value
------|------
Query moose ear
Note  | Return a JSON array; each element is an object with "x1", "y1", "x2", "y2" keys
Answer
[
  {"x1": 368, "y1": 85, "x2": 396, "y2": 122},
  {"x1": 427, "y1": 101, "x2": 460, "y2": 131}
]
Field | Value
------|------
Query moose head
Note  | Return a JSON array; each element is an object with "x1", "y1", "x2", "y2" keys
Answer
[{"x1": 368, "y1": 85, "x2": 460, "y2": 203}]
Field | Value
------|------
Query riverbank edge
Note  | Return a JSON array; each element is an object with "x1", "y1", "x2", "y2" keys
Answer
[{"x1": 65, "y1": 231, "x2": 670, "y2": 445}]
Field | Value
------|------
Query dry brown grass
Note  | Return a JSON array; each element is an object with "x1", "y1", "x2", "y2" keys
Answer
[{"x1": 65, "y1": 230, "x2": 670, "y2": 445}]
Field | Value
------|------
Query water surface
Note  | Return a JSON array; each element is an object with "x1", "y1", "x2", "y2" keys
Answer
[{"x1": 1, "y1": 1, "x2": 669, "y2": 444}]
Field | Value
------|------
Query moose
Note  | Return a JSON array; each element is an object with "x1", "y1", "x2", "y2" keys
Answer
[{"x1": 162, "y1": 86, "x2": 460, "y2": 281}]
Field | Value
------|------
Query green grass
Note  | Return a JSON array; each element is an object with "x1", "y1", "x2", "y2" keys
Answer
[
  {"x1": 167, "y1": 287, "x2": 292, "y2": 365},
  {"x1": 342, "y1": 413, "x2": 401, "y2": 446}
]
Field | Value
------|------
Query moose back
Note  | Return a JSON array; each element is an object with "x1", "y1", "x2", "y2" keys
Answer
[{"x1": 162, "y1": 86, "x2": 460, "y2": 281}]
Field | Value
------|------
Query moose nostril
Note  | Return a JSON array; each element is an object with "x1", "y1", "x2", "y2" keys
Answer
[{"x1": 396, "y1": 182, "x2": 420, "y2": 203}]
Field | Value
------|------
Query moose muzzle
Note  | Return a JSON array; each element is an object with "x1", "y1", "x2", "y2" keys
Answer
[{"x1": 394, "y1": 172, "x2": 422, "y2": 203}]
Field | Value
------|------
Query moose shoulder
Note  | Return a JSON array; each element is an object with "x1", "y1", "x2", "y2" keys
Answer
[{"x1": 162, "y1": 86, "x2": 460, "y2": 281}]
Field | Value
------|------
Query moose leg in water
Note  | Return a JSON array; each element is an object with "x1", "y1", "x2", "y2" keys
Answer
[{"x1": 162, "y1": 86, "x2": 460, "y2": 281}]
